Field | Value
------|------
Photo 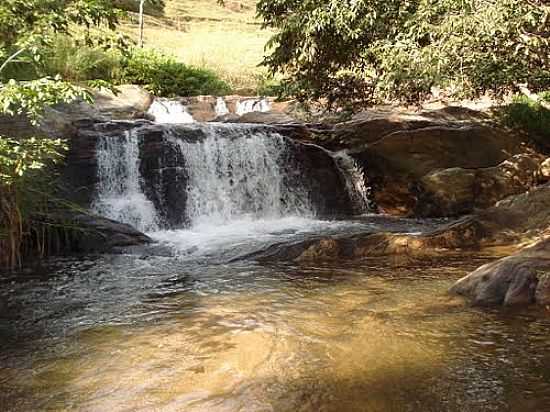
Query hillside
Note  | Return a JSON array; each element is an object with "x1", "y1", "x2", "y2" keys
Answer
[{"x1": 122, "y1": 0, "x2": 272, "y2": 93}]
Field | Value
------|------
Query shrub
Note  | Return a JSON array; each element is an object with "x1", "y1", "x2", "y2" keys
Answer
[
  {"x1": 499, "y1": 94, "x2": 550, "y2": 144},
  {"x1": 119, "y1": 49, "x2": 231, "y2": 96},
  {"x1": 40, "y1": 36, "x2": 123, "y2": 82}
]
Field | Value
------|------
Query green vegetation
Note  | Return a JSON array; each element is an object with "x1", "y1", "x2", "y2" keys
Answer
[
  {"x1": 0, "y1": 1, "x2": 117, "y2": 270},
  {"x1": 257, "y1": 0, "x2": 550, "y2": 107},
  {"x1": 119, "y1": 48, "x2": 231, "y2": 96},
  {"x1": 33, "y1": 37, "x2": 232, "y2": 96},
  {"x1": 499, "y1": 93, "x2": 550, "y2": 142}
]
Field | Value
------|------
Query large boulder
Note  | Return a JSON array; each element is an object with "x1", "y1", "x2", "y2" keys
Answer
[
  {"x1": 450, "y1": 237, "x2": 550, "y2": 307},
  {"x1": 274, "y1": 106, "x2": 540, "y2": 217},
  {"x1": 418, "y1": 154, "x2": 545, "y2": 216},
  {"x1": 92, "y1": 84, "x2": 153, "y2": 119},
  {"x1": 68, "y1": 213, "x2": 152, "y2": 253}
]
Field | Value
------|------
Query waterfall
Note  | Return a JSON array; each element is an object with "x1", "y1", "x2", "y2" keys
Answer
[
  {"x1": 147, "y1": 98, "x2": 194, "y2": 124},
  {"x1": 236, "y1": 99, "x2": 271, "y2": 116},
  {"x1": 92, "y1": 124, "x2": 315, "y2": 233},
  {"x1": 331, "y1": 151, "x2": 370, "y2": 214},
  {"x1": 215, "y1": 97, "x2": 229, "y2": 116},
  {"x1": 173, "y1": 125, "x2": 313, "y2": 226},
  {"x1": 92, "y1": 130, "x2": 162, "y2": 232}
]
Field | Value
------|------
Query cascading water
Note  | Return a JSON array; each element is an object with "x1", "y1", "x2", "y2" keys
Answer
[
  {"x1": 331, "y1": 151, "x2": 371, "y2": 213},
  {"x1": 215, "y1": 97, "x2": 229, "y2": 116},
  {"x1": 236, "y1": 98, "x2": 271, "y2": 115},
  {"x1": 147, "y1": 98, "x2": 194, "y2": 124},
  {"x1": 92, "y1": 130, "x2": 162, "y2": 232},
  {"x1": 173, "y1": 125, "x2": 313, "y2": 226},
  {"x1": 90, "y1": 122, "x2": 376, "y2": 257}
]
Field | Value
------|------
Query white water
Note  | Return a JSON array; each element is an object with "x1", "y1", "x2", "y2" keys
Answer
[
  {"x1": 151, "y1": 216, "x2": 357, "y2": 258},
  {"x1": 215, "y1": 97, "x2": 229, "y2": 116},
  {"x1": 92, "y1": 130, "x2": 161, "y2": 232},
  {"x1": 236, "y1": 98, "x2": 271, "y2": 115},
  {"x1": 331, "y1": 151, "x2": 370, "y2": 213},
  {"x1": 173, "y1": 125, "x2": 313, "y2": 226},
  {"x1": 147, "y1": 99, "x2": 194, "y2": 124},
  {"x1": 92, "y1": 124, "x2": 318, "y2": 249}
]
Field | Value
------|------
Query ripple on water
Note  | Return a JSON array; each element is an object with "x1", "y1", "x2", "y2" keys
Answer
[{"x1": 1, "y1": 256, "x2": 550, "y2": 411}]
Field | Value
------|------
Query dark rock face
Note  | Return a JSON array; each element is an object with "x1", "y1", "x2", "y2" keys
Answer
[
  {"x1": 68, "y1": 213, "x2": 152, "y2": 253},
  {"x1": 285, "y1": 141, "x2": 353, "y2": 217}
]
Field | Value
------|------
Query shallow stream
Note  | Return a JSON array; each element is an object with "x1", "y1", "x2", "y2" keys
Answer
[{"x1": 1, "y1": 217, "x2": 549, "y2": 412}]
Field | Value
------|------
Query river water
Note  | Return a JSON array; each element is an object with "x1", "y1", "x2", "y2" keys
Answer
[{"x1": 1, "y1": 219, "x2": 550, "y2": 411}]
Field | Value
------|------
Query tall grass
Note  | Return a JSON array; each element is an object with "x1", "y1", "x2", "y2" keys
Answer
[{"x1": 40, "y1": 36, "x2": 122, "y2": 81}]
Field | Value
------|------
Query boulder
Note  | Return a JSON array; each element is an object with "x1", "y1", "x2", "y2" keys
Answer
[
  {"x1": 418, "y1": 154, "x2": 545, "y2": 216},
  {"x1": 68, "y1": 212, "x2": 152, "y2": 253},
  {"x1": 450, "y1": 237, "x2": 550, "y2": 307},
  {"x1": 92, "y1": 84, "x2": 153, "y2": 119}
]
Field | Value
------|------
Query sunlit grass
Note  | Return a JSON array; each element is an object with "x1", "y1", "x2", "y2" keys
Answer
[{"x1": 122, "y1": 0, "x2": 273, "y2": 93}]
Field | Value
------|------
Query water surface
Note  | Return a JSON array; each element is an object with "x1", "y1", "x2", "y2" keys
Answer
[{"x1": 1, "y1": 234, "x2": 549, "y2": 411}]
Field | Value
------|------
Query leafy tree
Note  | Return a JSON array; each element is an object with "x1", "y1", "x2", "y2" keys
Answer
[
  {"x1": 0, "y1": 0, "x2": 122, "y2": 269},
  {"x1": 257, "y1": 0, "x2": 550, "y2": 107}
]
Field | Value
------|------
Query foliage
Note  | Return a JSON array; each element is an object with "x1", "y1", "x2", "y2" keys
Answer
[
  {"x1": 0, "y1": 77, "x2": 92, "y2": 124},
  {"x1": 0, "y1": 0, "x2": 125, "y2": 82},
  {"x1": 0, "y1": 137, "x2": 67, "y2": 184},
  {"x1": 0, "y1": 1, "x2": 123, "y2": 270},
  {"x1": 118, "y1": 48, "x2": 231, "y2": 96},
  {"x1": 257, "y1": 0, "x2": 550, "y2": 107},
  {"x1": 498, "y1": 93, "x2": 550, "y2": 143},
  {"x1": 39, "y1": 36, "x2": 123, "y2": 82},
  {"x1": 255, "y1": 73, "x2": 282, "y2": 97}
]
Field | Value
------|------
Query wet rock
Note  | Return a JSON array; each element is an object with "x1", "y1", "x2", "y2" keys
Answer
[
  {"x1": 39, "y1": 211, "x2": 152, "y2": 253},
  {"x1": 247, "y1": 215, "x2": 487, "y2": 263},
  {"x1": 450, "y1": 238, "x2": 550, "y2": 306}
]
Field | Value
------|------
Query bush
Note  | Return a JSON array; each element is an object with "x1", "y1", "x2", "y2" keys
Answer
[
  {"x1": 499, "y1": 94, "x2": 550, "y2": 143},
  {"x1": 119, "y1": 49, "x2": 231, "y2": 97},
  {"x1": 40, "y1": 36, "x2": 122, "y2": 82}
]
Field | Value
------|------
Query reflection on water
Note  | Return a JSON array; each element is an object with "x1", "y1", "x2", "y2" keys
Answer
[{"x1": 1, "y1": 254, "x2": 549, "y2": 412}]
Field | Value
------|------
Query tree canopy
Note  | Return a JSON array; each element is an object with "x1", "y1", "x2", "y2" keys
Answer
[{"x1": 257, "y1": 0, "x2": 550, "y2": 107}]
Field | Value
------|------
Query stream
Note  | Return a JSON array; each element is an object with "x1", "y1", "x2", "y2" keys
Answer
[{"x1": 1, "y1": 116, "x2": 550, "y2": 411}]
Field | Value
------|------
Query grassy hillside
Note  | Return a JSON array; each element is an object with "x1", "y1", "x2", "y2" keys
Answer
[{"x1": 122, "y1": 0, "x2": 272, "y2": 94}]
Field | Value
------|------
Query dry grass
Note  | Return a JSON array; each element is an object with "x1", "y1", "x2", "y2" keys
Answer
[{"x1": 122, "y1": 0, "x2": 273, "y2": 93}]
